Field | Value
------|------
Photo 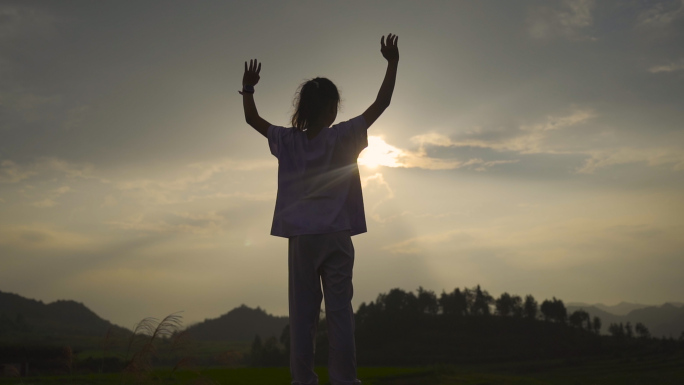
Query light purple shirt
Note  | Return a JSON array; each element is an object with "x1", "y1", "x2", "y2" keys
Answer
[{"x1": 267, "y1": 115, "x2": 369, "y2": 238}]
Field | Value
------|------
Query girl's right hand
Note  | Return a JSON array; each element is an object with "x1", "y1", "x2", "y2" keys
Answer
[{"x1": 381, "y1": 34, "x2": 399, "y2": 63}]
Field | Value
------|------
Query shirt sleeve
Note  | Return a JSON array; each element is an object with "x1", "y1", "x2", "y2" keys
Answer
[
  {"x1": 336, "y1": 115, "x2": 369, "y2": 158},
  {"x1": 267, "y1": 125, "x2": 284, "y2": 158}
]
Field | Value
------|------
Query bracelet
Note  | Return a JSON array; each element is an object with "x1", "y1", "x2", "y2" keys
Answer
[{"x1": 240, "y1": 85, "x2": 254, "y2": 94}]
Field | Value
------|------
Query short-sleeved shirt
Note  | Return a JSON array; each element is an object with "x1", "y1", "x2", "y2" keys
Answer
[{"x1": 267, "y1": 115, "x2": 368, "y2": 238}]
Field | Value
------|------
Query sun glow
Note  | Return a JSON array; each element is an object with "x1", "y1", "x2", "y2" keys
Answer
[{"x1": 358, "y1": 136, "x2": 403, "y2": 169}]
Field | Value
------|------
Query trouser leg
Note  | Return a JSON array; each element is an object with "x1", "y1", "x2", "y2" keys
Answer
[
  {"x1": 289, "y1": 235, "x2": 323, "y2": 385},
  {"x1": 320, "y1": 231, "x2": 362, "y2": 385}
]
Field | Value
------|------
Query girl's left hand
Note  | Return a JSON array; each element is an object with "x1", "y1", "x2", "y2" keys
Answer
[{"x1": 242, "y1": 59, "x2": 261, "y2": 87}]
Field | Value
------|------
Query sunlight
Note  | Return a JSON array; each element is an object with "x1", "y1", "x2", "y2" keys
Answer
[{"x1": 358, "y1": 136, "x2": 404, "y2": 169}]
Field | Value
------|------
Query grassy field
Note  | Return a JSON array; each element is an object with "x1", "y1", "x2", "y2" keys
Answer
[{"x1": 1, "y1": 354, "x2": 682, "y2": 384}]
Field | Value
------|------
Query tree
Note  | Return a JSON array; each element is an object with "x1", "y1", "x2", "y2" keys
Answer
[
  {"x1": 261, "y1": 336, "x2": 284, "y2": 366},
  {"x1": 439, "y1": 288, "x2": 468, "y2": 316},
  {"x1": 569, "y1": 310, "x2": 590, "y2": 329},
  {"x1": 470, "y1": 285, "x2": 494, "y2": 316},
  {"x1": 416, "y1": 287, "x2": 439, "y2": 315},
  {"x1": 608, "y1": 322, "x2": 625, "y2": 338},
  {"x1": 625, "y1": 322, "x2": 633, "y2": 339},
  {"x1": 511, "y1": 295, "x2": 524, "y2": 318},
  {"x1": 250, "y1": 334, "x2": 263, "y2": 365},
  {"x1": 635, "y1": 322, "x2": 650, "y2": 339},
  {"x1": 540, "y1": 297, "x2": 567, "y2": 323},
  {"x1": 592, "y1": 316, "x2": 602, "y2": 334},
  {"x1": 495, "y1": 292, "x2": 517, "y2": 317},
  {"x1": 280, "y1": 324, "x2": 290, "y2": 355},
  {"x1": 523, "y1": 295, "x2": 538, "y2": 320}
]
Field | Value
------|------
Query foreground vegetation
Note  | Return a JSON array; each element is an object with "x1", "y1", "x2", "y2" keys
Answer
[
  {"x1": 1, "y1": 353, "x2": 683, "y2": 385},
  {"x1": 2, "y1": 285, "x2": 683, "y2": 383}
]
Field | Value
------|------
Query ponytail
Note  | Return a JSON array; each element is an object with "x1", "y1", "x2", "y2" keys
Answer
[{"x1": 291, "y1": 77, "x2": 340, "y2": 131}]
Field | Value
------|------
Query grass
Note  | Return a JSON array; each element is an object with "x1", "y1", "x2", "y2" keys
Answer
[
  {"x1": 1, "y1": 355, "x2": 682, "y2": 385},
  {"x1": 3, "y1": 312, "x2": 682, "y2": 384}
]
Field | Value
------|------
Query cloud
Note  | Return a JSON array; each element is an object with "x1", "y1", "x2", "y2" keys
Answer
[
  {"x1": 361, "y1": 173, "x2": 395, "y2": 223},
  {"x1": 0, "y1": 157, "x2": 105, "y2": 184},
  {"x1": 636, "y1": 0, "x2": 684, "y2": 28},
  {"x1": 0, "y1": 160, "x2": 36, "y2": 183},
  {"x1": 0, "y1": 224, "x2": 96, "y2": 251},
  {"x1": 410, "y1": 109, "x2": 595, "y2": 156},
  {"x1": 575, "y1": 147, "x2": 684, "y2": 174},
  {"x1": 649, "y1": 59, "x2": 684, "y2": 73},
  {"x1": 381, "y1": 216, "x2": 682, "y2": 271},
  {"x1": 0, "y1": 4, "x2": 60, "y2": 41},
  {"x1": 359, "y1": 136, "x2": 518, "y2": 171},
  {"x1": 104, "y1": 210, "x2": 229, "y2": 236},
  {"x1": 30, "y1": 185, "x2": 73, "y2": 208},
  {"x1": 527, "y1": 0, "x2": 596, "y2": 41},
  {"x1": 31, "y1": 198, "x2": 57, "y2": 208},
  {"x1": 115, "y1": 158, "x2": 274, "y2": 205}
]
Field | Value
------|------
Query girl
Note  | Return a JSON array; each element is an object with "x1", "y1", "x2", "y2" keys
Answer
[{"x1": 239, "y1": 33, "x2": 399, "y2": 385}]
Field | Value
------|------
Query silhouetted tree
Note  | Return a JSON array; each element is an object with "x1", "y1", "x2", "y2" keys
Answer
[
  {"x1": 625, "y1": 322, "x2": 633, "y2": 339},
  {"x1": 523, "y1": 295, "x2": 538, "y2": 320},
  {"x1": 250, "y1": 334, "x2": 263, "y2": 365},
  {"x1": 635, "y1": 322, "x2": 650, "y2": 339},
  {"x1": 376, "y1": 288, "x2": 418, "y2": 315},
  {"x1": 439, "y1": 288, "x2": 468, "y2": 316},
  {"x1": 569, "y1": 309, "x2": 590, "y2": 329},
  {"x1": 494, "y1": 293, "x2": 523, "y2": 317},
  {"x1": 261, "y1": 336, "x2": 284, "y2": 366},
  {"x1": 495, "y1": 292, "x2": 516, "y2": 316},
  {"x1": 510, "y1": 295, "x2": 523, "y2": 317},
  {"x1": 592, "y1": 316, "x2": 602, "y2": 334},
  {"x1": 470, "y1": 285, "x2": 494, "y2": 316},
  {"x1": 608, "y1": 322, "x2": 625, "y2": 338},
  {"x1": 540, "y1": 297, "x2": 567, "y2": 323},
  {"x1": 416, "y1": 287, "x2": 439, "y2": 315},
  {"x1": 280, "y1": 324, "x2": 290, "y2": 355}
]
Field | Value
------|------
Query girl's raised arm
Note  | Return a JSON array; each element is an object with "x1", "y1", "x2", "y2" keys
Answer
[
  {"x1": 362, "y1": 34, "x2": 399, "y2": 129},
  {"x1": 239, "y1": 59, "x2": 271, "y2": 138}
]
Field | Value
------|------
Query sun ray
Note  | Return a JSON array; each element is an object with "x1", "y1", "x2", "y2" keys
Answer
[{"x1": 358, "y1": 136, "x2": 403, "y2": 169}]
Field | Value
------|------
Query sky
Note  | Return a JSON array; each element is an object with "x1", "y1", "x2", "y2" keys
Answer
[{"x1": 1, "y1": 0, "x2": 683, "y2": 330}]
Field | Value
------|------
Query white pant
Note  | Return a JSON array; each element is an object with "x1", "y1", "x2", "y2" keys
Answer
[{"x1": 288, "y1": 230, "x2": 362, "y2": 385}]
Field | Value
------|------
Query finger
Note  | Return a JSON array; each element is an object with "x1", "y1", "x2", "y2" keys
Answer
[
  {"x1": 256, "y1": 61, "x2": 261, "y2": 74},
  {"x1": 381, "y1": 35, "x2": 385, "y2": 48},
  {"x1": 394, "y1": 35, "x2": 398, "y2": 47},
  {"x1": 244, "y1": 61, "x2": 248, "y2": 73}
]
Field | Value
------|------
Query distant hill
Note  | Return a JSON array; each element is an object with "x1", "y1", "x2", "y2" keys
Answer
[
  {"x1": 0, "y1": 290, "x2": 130, "y2": 340},
  {"x1": 567, "y1": 303, "x2": 684, "y2": 338},
  {"x1": 184, "y1": 304, "x2": 288, "y2": 342},
  {"x1": 566, "y1": 301, "x2": 653, "y2": 316}
]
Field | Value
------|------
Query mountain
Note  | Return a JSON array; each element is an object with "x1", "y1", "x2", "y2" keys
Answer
[
  {"x1": 0, "y1": 290, "x2": 130, "y2": 339},
  {"x1": 566, "y1": 301, "x2": 653, "y2": 316},
  {"x1": 566, "y1": 303, "x2": 684, "y2": 338},
  {"x1": 184, "y1": 304, "x2": 288, "y2": 342}
]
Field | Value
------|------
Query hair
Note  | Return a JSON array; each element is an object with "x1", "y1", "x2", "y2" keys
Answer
[{"x1": 291, "y1": 77, "x2": 341, "y2": 132}]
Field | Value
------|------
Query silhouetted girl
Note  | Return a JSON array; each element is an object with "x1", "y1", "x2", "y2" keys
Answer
[{"x1": 239, "y1": 33, "x2": 399, "y2": 385}]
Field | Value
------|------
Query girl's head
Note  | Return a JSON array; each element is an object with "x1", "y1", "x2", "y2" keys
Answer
[{"x1": 291, "y1": 77, "x2": 340, "y2": 132}]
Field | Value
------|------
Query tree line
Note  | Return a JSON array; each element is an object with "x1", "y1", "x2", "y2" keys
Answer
[{"x1": 248, "y1": 285, "x2": 680, "y2": 366}]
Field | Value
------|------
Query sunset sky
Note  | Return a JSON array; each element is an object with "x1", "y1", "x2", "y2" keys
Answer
[{"x1": 1, "y1": 0, "x2": 683, "y2": 329}]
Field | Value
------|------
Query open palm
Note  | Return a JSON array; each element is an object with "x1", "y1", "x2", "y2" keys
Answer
[{"x1": 381, "y1": 34, "x2": 399, "y2": 63}]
